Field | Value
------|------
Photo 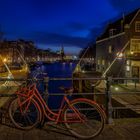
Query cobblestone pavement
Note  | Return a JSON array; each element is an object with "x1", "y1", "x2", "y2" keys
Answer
[{"x1": 0, "y1": 118, "x2": 140, "y2": 140}]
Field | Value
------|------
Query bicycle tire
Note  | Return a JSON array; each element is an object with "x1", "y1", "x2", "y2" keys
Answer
[
  {"x1": 63, "y1": 98, "x2": 105, "y2": 139},
  {"x1": 9, "y1": 97, "x2": 41, "y2": 130}
]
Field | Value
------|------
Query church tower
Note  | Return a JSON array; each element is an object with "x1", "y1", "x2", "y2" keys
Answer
[{"x1": 60, "y1": 45, "x2": 65, "y2": 61}]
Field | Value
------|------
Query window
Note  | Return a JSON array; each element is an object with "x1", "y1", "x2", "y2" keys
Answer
[
  {"x1": 135, "y1": 21, "x2": 140, "y2": 32},
  {"x1": 126, "y1": 60, "x2": 130, "y2": 65},
  {"x1": 97, "y1": 59, "x2": 100, "y2": 65},
  {"x1": 130, "y1": 39, "x2": 140, "y2": 53},
  {"x1": 126, "y1": 66, "x2": 130, "y2": 71},
  {"x1": 102, "y1": 59, "x2": 105, "y2": 65},
  {"x1": 108, "y1": 45, "x2": 112, "y2": 53},
  {"x1": 109, "y1": 29, "x2": 116, "y2": 36}
]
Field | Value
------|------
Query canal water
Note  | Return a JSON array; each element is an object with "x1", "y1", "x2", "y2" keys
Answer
[{"x1": 30, "y1": 62, "x2": 77, "y2": 109}]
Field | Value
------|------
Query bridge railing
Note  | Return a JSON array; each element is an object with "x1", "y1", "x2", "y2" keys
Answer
[{"x1": 0, "y1": 77, "x2": 140, "y2": 124}]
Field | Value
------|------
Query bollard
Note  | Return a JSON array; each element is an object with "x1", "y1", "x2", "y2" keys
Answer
[{"x1": 105, "y1": 77, "x2": 113, "y2": 124}]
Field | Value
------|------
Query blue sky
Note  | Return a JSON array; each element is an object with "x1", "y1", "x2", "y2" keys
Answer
[{"x1": 0, "y1": 0, "x2": 140, "y2": 54}]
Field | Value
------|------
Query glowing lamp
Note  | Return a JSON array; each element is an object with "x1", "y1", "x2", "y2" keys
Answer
[
  {"x1": 130, "y1": 51, "x2": 134, "y2": 55},
  {"x1": 117, "y1": 52, "x2": 123, "y2": 58},
  {"x1": 3, "y1": 58, "x2": 7, "y2": 62}
]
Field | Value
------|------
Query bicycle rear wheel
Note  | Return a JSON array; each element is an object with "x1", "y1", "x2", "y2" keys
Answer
[
  {"x1": 9, "y1": 98, "x2": 41, "y2": 130},
  {"x1": 64, "y1": 99, "x2": 105, "y2": 139}
]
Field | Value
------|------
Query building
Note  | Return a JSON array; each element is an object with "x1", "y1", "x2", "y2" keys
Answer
[
  {"x1": 0, "y1": 40, "x2": 36, "y2": 64},
  {"x1": 0, "y1": 39, "x2": 63, "y2": 66},
  {"x1": 0, "y1": 40, "x2": 18, "y2": 64},
  {"x1": 96, "y1": 9, "x2": 140, "y2": 78},
  {"x1": 77, "y1": 44, "x2": 96, "y2": 71},
  {"x1": 36, "y1": 48, "x2": 61, "y2": 62},
  {"x1": 60, "y1": 45, "x2": 65, "y2": 61}
]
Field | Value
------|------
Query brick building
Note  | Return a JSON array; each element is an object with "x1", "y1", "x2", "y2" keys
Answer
[
  {"x1": 0, "y1": 39, "x2": 62, "y2": 66},
  {"x1": 0, "y1": 40, "x2": 36, "y2": 64},
  {"x1": 96, "y1": 9, "x2": 140, "y2": 78}
]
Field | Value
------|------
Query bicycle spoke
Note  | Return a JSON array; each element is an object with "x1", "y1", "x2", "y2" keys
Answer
[
  {"x1": 9, "y1": 98, "x2": 40, "y2": 130},
  {"x1": 25, "y1": 114, "x2": 33, "y2": 125},
  {"x1": 64, "y1": 100, "x2": 105, "y2": 139}
]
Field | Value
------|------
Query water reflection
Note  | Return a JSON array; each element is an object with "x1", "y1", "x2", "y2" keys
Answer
[{"x1": 31, "y1": 62, "x2": 77, "y2": 109}]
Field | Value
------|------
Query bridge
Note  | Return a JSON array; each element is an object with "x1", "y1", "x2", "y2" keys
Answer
[{"x1": 0, "y1": 77, "x2": 139, "y2": 140}]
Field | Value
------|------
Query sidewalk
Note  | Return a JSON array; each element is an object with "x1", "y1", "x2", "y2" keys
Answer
[
  {"x1": 110, "y1": 83, "x2": 140, "y2": 114},
  {"x1": 0, "y1": 118, "x2": 139, "y2": 140},
  {"x1": 118, "y1": 83, "x2": 140, "y2": 91}
]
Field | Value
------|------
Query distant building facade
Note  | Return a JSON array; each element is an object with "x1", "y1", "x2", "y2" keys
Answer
[
  {"x1": 0, "y1": 40, "x2": 36, "y2": 64},
  {"x1": 0, "y1": 39, "x2": 62, "y2": 64},
  {"x1": 78, "y1": 44, "x2": 96, "y2": 71},
  {"x1": 96, "y1": 9, "x2": 140, "y2": 78}
]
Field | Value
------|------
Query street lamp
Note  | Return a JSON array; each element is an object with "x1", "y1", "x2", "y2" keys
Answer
[
  {"x1": 3, "y1": 58, "x2": 7, "y2": 63},
  {"x1": 117, "y1": 52, "x2": 123, "y2": 58},
  {"x1": 115, "y1": 87, "x2": 119, "y2": 91},
  {"x1": 116, "y1": 52, "x2": 123, "y2": 59}
]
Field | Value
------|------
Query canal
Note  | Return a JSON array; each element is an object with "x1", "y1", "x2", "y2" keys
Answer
[{"x1": 30, "y1": 62, "x2": 77, "y2": 109}]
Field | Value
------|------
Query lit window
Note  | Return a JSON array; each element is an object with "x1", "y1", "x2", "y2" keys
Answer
[
  {"x1": 102, "y1": 59, "x2": 105, "y2": 65},
  {"x1": 130, "y1": 51, "x2": 134, "y2": 55},
  {"x1": 97, "y1": 59, "x2": 100, "y2": 65},
  {"x1": 130, "y1": 39, "x2": 140, "y2": 53},
  {"x1": 126, "y1": 60, "x2": 130, "y2": 65},
  {"x1": 126, "y1": 66, "x2": 130, "y2": 71},
  {"x1": 135, "y1": 21, "x2": 140, "y2": 32},
  {"x1": 109, "y1": 46, "x2": 112, "y2": 53}
]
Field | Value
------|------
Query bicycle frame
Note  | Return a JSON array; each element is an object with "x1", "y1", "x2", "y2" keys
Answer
[{"x1": 16, "y1": 83, "x2": 85, "y2": 124}]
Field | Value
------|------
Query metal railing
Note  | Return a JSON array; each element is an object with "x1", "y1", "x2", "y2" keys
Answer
[{"x1": 0, "y1": 76, "x2": 140, "y2": 124}]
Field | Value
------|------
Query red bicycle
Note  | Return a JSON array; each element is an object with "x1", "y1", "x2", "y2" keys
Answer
[{"x1": 9, "y1": 80, "x2": 106, "y2": 139}]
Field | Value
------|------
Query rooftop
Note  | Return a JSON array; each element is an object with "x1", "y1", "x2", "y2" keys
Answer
[{"x1": 96, "y1": 8, "x2": 140, "y2": 41}]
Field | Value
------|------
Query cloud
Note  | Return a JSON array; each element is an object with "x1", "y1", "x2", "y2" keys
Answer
[
  {"x1": 67, "y1": 22, "x2": 89, "y2": 31},
  {"x1": 108, "y1": 0, "x2": 140, "y2": 13},
  {"x1": 88, "y1": 26, "x2": 106, "y2": 41},
  {"x1": 28, "y1": 31, "x2": 90, "y2": 48}
]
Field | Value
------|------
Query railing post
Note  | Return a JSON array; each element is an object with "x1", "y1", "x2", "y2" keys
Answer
[
  {"x1": 91, "y1": 84, "x2": 95, "y2": 100},
  {"x1": 134, "y1": 78, "x2": 137, "y2": 89},
  {"x1": 125, "y1": 79, "x2": 127, "y2": 86},
  {"x1": 44, "y1": 77, "x2": 49, "y2": 100},
  {"x1": 105, "y1": 76, "x2": 113, "y2": 124}
]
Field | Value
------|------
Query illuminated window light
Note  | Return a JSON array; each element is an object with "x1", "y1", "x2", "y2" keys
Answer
[
  {"x1": 126, "y1": 60, "x2": 130, "y2": 65},
  {"x1": 130, "y1": 51, "x2": 134, "y2": 55},
  {"x1": 126, "y1": 66, "x2": 130, "y2": 71}
]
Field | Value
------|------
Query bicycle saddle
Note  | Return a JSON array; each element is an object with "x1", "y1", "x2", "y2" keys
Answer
[{"x1": 59, "y1": 86, "x2": 74, "y2": 93}]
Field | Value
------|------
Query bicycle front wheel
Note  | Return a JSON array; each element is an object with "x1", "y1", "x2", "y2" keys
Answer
[
  {"x1": 9, "y1": 98, "x2": 41, "y2": 130},
  {"x1": 64, "y1": 99, "x2": 105, "y2": 139}
]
